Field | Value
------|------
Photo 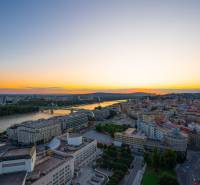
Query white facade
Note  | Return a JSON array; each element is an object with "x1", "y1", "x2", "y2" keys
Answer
[
  {"x1": 0, "y1": 147, "x2": 36, "y2": 174},
  {"x1": 7, "y1": 112, "x2": 90, "y2": 145},
  {"x1": 7, "y1": 120, "x2": 62, "y2": 145},
  {"x1": 72, "y1": 139, "x2": 97, "y2": 168},
  {"x1": 27, "y1": 156, "x2": 74, "y2": 185},
  {"x1": 137, "y1": 121, "x2": 166, "y2": 141},
  {"x1": 53, "y1": 138, "x2": 97, "y2": 170},
  {"x1": 0, "y1": 158, "x2": 33, "y2": 174},
  {"x1": 155, "y1": 127, "x2": 165, "y2": 141},
  {"x1": 188, "y1": 123, "x2": 200, "y2": 133},
  {"x1": 67, "y1": 136, "x2": 83, "y2": 146},
  {"x1": 114, "y1": 131, "x2": 146, "y2": 152},
  {"x1": 165, "y1": 129, "x2": 187, "y2": 152},
  {"x1": 60, "y1": 113, "x2": 88, "y2": 131}
]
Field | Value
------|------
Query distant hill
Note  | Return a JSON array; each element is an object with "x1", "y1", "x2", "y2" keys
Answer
[{"x1": 75, "y1": 92, "x2": 153, "y2": 101}]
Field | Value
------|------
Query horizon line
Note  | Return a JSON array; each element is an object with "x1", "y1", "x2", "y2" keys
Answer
[{"x1": 0, "y1": 88, "x2": 200, "y2": 95}]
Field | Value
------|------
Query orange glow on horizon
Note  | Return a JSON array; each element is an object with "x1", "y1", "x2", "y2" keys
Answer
[{"x1": 0, "y1": 85, "x2": 200, "y2": 95}]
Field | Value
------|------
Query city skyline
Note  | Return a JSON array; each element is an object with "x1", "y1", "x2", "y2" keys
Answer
[{"x1": 1, "y1": 0, "x2": 200, "y2": 94}]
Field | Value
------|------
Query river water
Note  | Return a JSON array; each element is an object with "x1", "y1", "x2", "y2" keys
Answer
[{"x1": 0, "y1": 100, "x2": 124, "y2": 132}]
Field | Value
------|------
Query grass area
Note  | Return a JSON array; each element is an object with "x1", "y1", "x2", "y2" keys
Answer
[
  {"x1": 95, "y1": 123, "x2": 129, "y2": 137},
  {"x1": 142, "y1": 168, "x2": 159, "y2": 185},
  {"x1": 141, "y1": 167, "x2": 176, "y2": 185},
  {"x1": 97, "y1": 145, "x2": 133, "y2": 185}
]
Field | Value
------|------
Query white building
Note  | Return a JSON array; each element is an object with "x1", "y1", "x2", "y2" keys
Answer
[
  {"x1": 7, "y1": 111, "x2": 91, "y2": 146},
  {"x1": 92, "y1": 108, "x2": 110, "y2": 121},
  {"x1": 25, "y1": 155, "x2": 74, "y2": 185},
  {"x1": 0, "y1": 146, "x2": 36, "y2": 174},
  {"x1": 114, "y1": 128, "x2": 147, "y2": 153},
  {"x1": 59, "y1": 112, "x2": 89, "y2": 132},
  {"x1": 188, "y1": 122, "x2": 200, "y2": 133},
  {"x1": 7, "y1": 119, "x2": 62, "y2": 145},
  {"x1": 165, "y1": 128, "x2": 188, "y2": 152},
  {"x1": 137, "y1": 121, "x2": 167, "y2": 141},
  {"x1": 52, "y1": 134, "x2": 97, "y2": 170}
]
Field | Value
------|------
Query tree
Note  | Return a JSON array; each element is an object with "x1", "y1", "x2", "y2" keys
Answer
[
  {"x1": 152, "y1": 148, "x2": 160, "y2": 171},
  {"x1": 97, "y1": 142, "x2": 104, "y2": 148},
  {"x1": 176, "y1": 151, "x2": 186, "y2": 164},
  {"x1": 162, "y1": 149, "x2": 177, "y2": 169},
  {"x1": 96, "y1": 124, "x2": 103, "y2": 132},
  {"x1": 107, "y1": 110, "x2": 117, "y2": 119},
  {"x1": 158, "y1": 172, "x2": 179, "y2": 185},
  {"x1": 95, "y1": 105, "x2": 102, "y2": 110},
  {"x1": 144, "y1": 150, "x2": 150, "y2": 165}
]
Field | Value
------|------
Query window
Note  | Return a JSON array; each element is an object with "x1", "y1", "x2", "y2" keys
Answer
[{"x1": 2, "y1": 162, "x2": 25, "y2": 168}]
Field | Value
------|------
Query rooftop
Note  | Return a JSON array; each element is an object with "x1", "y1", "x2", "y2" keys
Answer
[
  {"x1": 26, "y1": 155, "x2": 72, "y2": 183},
  {"x1": 0, "y1": 146, "x2": 35, "y2": 161},
  {"x1": 20, "y1": 118, "x2": 60, "y2": 129},
  {"x1": 0, "y1": 171, "x2": 27, "y2": 185},
  {"x1": 57, "y1": 135, "x2": 95, "y2": 154},
  {"x1": 115, "y1": 128, "x2": 147, "y2": 139}
]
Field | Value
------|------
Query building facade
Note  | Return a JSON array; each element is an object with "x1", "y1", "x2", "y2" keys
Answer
[
  {"x1": 60, "y1": 112, "x2": 88, "y2": 132},
  {"x1": 188, "y1": 131, "x2": 200, "y2": 149},
  {"x1": 114, "y1": 128, "x2": 147, "y2": 153},
  {"x1": 26, "y1": 155, "x2": 74, "y2": 185},
  {"x1": 53, "y1": 135, "x2": 97, "y2": 170},
  {"x1": 7, "y1": 119, "x2": 61, "y2": 145},
  {"x1": 164, "y1": 129, "x2": 188, "y2": 152},
  {"x1": 0, "y1": 147, "x2": 36, "y2": 174}
]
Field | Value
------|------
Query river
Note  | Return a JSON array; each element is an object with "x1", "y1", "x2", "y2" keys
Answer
[{"x1": 0, "y1": 100, "x2": 124, "y2": 132}]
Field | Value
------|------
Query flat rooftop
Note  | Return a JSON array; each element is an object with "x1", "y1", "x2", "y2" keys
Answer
[
  {"x1": 20, "y1": 118, "x2": 59, "y2": 129},
  {"x1": 0, "y1": 146, "x2": 35, "y2": 161},
  {"x1": 0, "y1": 171, "x2": 27, "y2": 185},
  {"x1": 34, "y1": 156, "x2": 63, "y2": 173},
  {"x1": 27, "y1": 155, "x2": 72, "y2": 183},
  {"x1": 115, "y1": 128, "x2": 146, "y2": 139},
  {"x1": 57, "y1": 136, "x2": 95, "y2": 154}
]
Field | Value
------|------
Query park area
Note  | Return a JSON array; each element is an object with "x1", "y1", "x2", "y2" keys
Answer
[
  {"x1": 141, "y1": 167, "x2": 177, "y2": 185},
  {"x1": 141, "y1": 167, "x2": 159, "y2": 185},
  {"x1": 95, "y1": 123, "x2": 129, "y2": 137},
  {"x1": 96, "y1": 145, "x2": 133, "y2": 185}
]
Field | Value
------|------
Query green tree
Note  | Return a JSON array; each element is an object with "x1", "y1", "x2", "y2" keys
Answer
[
  {"x1": 176, "y1": 151, "x2": 186, "y2": 164},
  {"x1": 152, "y1": 148, "x2": 160, "y2": 171},
  {"x1": 158, "y1": 172, "x2": 179, "y2": 185},
  {"x1": 144, "y1": 150, "x2": 150, "y2": 165},
  {"x1": 162, "y1": 149, "x2": 177, "y2": 169},
  {"x1": 96, "y1": 124, "x2": 103, "y2": 132}
]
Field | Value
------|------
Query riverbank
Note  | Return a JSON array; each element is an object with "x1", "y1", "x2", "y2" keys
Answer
[
  {"x1": 0, "y1": 105, "x2": 39, "y2": 117},
  {"x1": 0, "y1": 100, "x2": 123, "y2": 132}
]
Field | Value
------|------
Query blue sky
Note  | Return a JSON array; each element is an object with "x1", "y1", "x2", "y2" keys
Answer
[{"x1": 0, "y1": 0, "x2": 200, "y2": 94}]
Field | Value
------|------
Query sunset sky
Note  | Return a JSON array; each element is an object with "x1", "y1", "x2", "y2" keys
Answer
[{"x1": 1, "y1": 0, "x2": 200, "y2": 94}]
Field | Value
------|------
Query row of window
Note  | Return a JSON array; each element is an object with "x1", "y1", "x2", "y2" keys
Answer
[{"x1": 2, "y1": 161, "x2": 25, "y2": 168}]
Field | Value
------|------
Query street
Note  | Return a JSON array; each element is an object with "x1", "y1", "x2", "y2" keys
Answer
[
  {"x1": 123, "y1": 156, "x2": 143, "y2": 185},
  {"x1": 176, "y1": 150, "x2": 200, "y2": 185}
]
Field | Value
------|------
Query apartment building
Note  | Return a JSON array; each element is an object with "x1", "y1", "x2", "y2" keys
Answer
[
  {"x1": 114, "y1": 127, "x2": 187, "y2": 153},
  {"x1": 92, "y1": 108, "x2": 110, "y2": 121},
  {"x1": 137, "y1": 121, "x2": 167, "y2": 141},
  {"x1": 59, "y1": 112, "x2": 88, "y2": 132},
  {"x1": 164, "y1": 128, "x2": 188, "y2": 152},
  {"x1": 7, "y1": 119, "x2": 61, "y2": 145},
  {"x1": 25, "y1": 155, "x2": 74, "y2": 185},
  {"x1": 188, "y1": 131, "x2": 200, "y2": 149},
  {"x1": 114, "y1": 128, "x2": 147, "y2": 153},
  {"x1": 52, "y1": 134, "x2": 97, "y2": 170}
]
